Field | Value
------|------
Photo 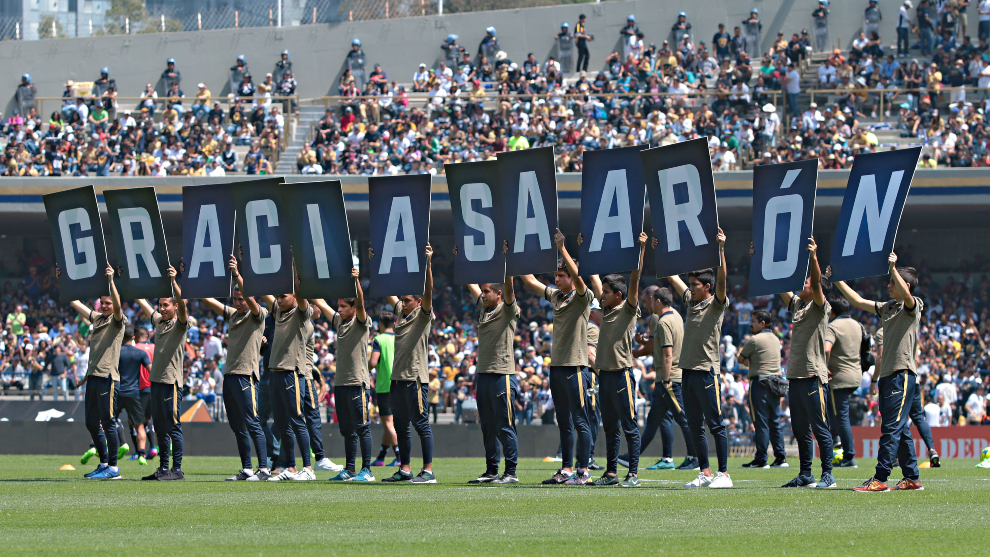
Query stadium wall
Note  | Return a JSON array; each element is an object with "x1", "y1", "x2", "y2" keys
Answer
[{"x1": 3, "y1": 0, "x2": 906, "y2": 107}]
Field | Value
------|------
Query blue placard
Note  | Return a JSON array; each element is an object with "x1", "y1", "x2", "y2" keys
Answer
[
  {"x1": 104, "y1": 186, "x2": 173, "y2": 300},
  {"x1": 43, "y1": 185, "x2": 111, "y2": 303},
  {"x1": 498, "y1": 146, "x2": 559, "y2": 277},
  {"x1": 368, "y1": 174, "x2": 432, "y2": 297},
  {"x1": 231, "y1": 178, "x2": 294, "y2": 297},
  {"x1": 579, "y1": 144, "x2": 647, "y2": 276},
  {"x1": 446, "y1": 160, "x2": 506, "y2": 286},
  {"x1": 181, "y1": 183, "x2": 236, "y2": 299}
]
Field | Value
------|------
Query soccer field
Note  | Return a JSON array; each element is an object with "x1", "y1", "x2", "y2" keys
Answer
[{"x1": 0, "y1": 455, "x2": 986, "y2": 557}]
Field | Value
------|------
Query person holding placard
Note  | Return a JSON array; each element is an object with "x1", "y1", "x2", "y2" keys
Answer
[
  {"x1": 310, "y1": 268, "x2": 375, "y2": 483},
  {"x1": 520, "y1": 230, "x2": 594, "y2": 486},
  {"x1": 660, "y1": 227, "x2": 733, "y2": 489},
  {"x1": 380, "y1": 244, "x2": 438, "y2": 484},
  {"x1": 466, "y1": 274, "x2": 520, "y2": 485},
  {"x1": 584, "y1": 232, "x2": 647, "y2": 487},
  {"x1": 199, "y1": 256, "x2": 271, "y2": 481},
  {"x1": 136, "y1": 266, "x2": 193, "y2": 481},
  {"x1": 66, "y1": 264, "x2": 127, "y2": 480}
]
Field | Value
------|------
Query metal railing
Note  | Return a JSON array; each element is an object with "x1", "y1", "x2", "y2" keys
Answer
[{"x1": 805, "y1": 85, "x2": 988, "y2": 124}]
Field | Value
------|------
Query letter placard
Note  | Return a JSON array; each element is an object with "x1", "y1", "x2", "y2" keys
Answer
[
  {"x1": 232, "y1": 178, "x2": 293, "y2": 296},
  {"x1": 181, "y1": 183, "x2": 236, "y2": 299},
  {"x1": 446, "y1": 160, "x2": 506, "y2": 285},
  {"x1": 280, "y1": 180, "x2": 356, "y2": 300},
  {"x1": 498, "y1": 146, "x2": 559, "y2": 276},
  {"x1": 642, "y1": 138, "x2": 720, "y2": 278},
  {"x1": 580, "y1": 144, "x2": 647, "y2": 276},
  {"x1": 368, "y1": 175, "x2": 431, "y2": 297},
  {"x1": 750, "y1": 159, "x2": 819, "y2": 297},
  {"x1": 43, "y1": 185, "x2": 110, "y2": 303},
  {"x1": 104, "y1": 187, "x2": 173, "y2": 300},
  {"x1": 829, "y1": 147, "x2": 921, "y2": 282}
]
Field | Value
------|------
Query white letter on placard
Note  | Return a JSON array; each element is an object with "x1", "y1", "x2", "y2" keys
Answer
[
  {"x1": 762, "y1": 195, "x2": 804, "y2": 280},
  {"x1": 657, "y1": 164, "x2": 707, "y2": 251},
  {"x1": 245, "y1": 199, "x2": 281, "y2": 275},
  {"x1": 57, "y1": 208, "x2": 98, "y2": 280},
  {"x1": 461, "y1": 183, "x2": 496, "y2": 262},
  {"x1": 306, "y1": 204, "x2": 330, "y2": 279},
  {"x1": 589, "y1": 169, "x2": 633, "y2": 252},
  {"x1": 379, "y1": 196, "x2": 420, "y2": 274},
  {"x1": 118, "y1": 207, "x2": 160, "y2": 279},
  {"x1": 841, "y1": 171, "x2": 904, "y2": 256},
  {"x1": 188, "y1": 204, "x2": 224, "y2": 279},
  {"x1": 513, "y1": 171, "x2": 551, "y2": 253}
]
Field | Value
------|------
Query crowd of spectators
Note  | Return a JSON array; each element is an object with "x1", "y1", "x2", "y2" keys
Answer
[{"x1": 3, "y1": 243, "x2": 988, "y2": 433}]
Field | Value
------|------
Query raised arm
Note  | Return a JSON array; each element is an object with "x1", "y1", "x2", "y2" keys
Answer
[
  {"x1": 888, "y1": 252, "x2": 915, "y2": 311},
  {"x1": 627, "y1": 232, "x2": 648, "y2": 307},
  {"x1": 69, "y1": 300, "x2": 92, "y2": 321},
  {"x1": 201, "y1": 298, "x2": 226, "y2": 315},
  {"x1": 834, "y1": 280, "x2": 878, "y2": 315},
  {"x1": 385, "y1": 295, "x2": 400, "y2": 309},
  {"x1": 136, "y1": 298, "x2": 155, "y2": 320},
  {"x1": 259, "y1": 294, "x2": 276, "y2": 309},
  {"x1": 168, "y1": 266, "x2": 187, "y2": 325},
  {"x1": 519, "y1": 274, "x2": 547, "y2": 296},
  {"x1": 466, "y1": 283, "x2": 482, "y2": 302},
  {"x1": 422, "y1": 243, "x2": 434, "y2": 313},
  {"x1": 230, "y1": 255, "x2": 260, "y2": 316},
  {"x1": 715, "y1": 227, "x2": 727, "y2": 303},
  {"x1": 106, "y1": 264, "x2": 122, "y2": 322},
  {"x1": 555, "y1": 229, "x2": 586, "y2": 296},
  {"x1": 586, "y1": 274, "x2": 603, "y2": 300},
  {"x1": 310, "y1": 298, "x2": 337, "y2": 322},
  {"x1": 808, "y1": 237, "x2": 826, "y2": 308},
  {"x1": 503, "y1": 276, "x2": 515, "y2": 306},
  {"x1": 352, "y1": 267, "x2": 367, "y2": 322}
]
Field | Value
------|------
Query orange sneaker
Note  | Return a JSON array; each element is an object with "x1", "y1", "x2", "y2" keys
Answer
[
  {"x1": 853, "y1": 477, "x2": 890, "y2": 492},
  {"x1": 892, "y1": 478, "x2": 924, "y2": 491}
]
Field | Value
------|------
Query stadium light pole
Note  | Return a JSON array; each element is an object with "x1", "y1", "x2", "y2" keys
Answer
[
  {"x1": 439, "y1": 0, "x2": 443, "y2": 15},
  {"x1": 278, "y1": 0, "x2": 282, "y2": 27}
]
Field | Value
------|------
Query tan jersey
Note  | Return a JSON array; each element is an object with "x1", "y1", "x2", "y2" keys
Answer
[
  {"x1": 679, "y1": 289, "x2": 726, "y2": 372},
  {"x1": 596, "y1": 301, "x2": 640, "y2": 371},
  {"x1": 786, "y1": 297, "x2": 831, "y2": 383},
  {"x1": 222, "y1": 306, "x2": 268, "y2": 378},
  {"x1": 476, "y1": 296, "x2": 520, "y2": 374},
  {"x1": 826, "y1": 316, "x2": 863, "y2": 389},
  {"x1": 545, "y1": 286, "x2": 592, "y2": 367},
  {"x1": 393, "y1": 301, "x2": 435, "y2": 382},
  {"x1": 333, "y1": 312, "x2": 370, "y2": 387},
  {"x1": 653, "y1": 309, "x2": 684, "y2": 382},
  {"x1": 876, "y1": 297, "x2": 923, "y2": 378},
  {"x1": 587, "y1": 321, "x2": 600, "y2": 370},
  {"x1": 269, "y1": 304, "x2": 313, "y2": 373},
  {"x1": 739, "y1": 330, "x2": 781, "y2": 378},
  {"x1": 87, "y1": 310, "x2": 127, "y2": 380},
  {"x1": 150, "y1": 311, "x2": 193, "y2": 386}
]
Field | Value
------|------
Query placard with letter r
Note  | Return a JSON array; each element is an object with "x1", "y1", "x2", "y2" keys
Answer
[
  {"x1": 641, "y1": 137, "x2": 720, "y2": 279},
  {"x1": 181, "y1": 183, "x2": 235, "y2": 299},
  {"x1": 497, "y1": 146, "x2": 559, "y2": 277},
  {"x1": 446, "y1": 160, "x2": 506, "y2": 286},
  {"x1": 43, "y1": 185, "x2": 110, "y2": 303},
  {"x1": 231, "y1": 178, "x2": 294, "y2": 297},
  {"x1": 368, "y1": 174, "x2": 431, "y2": 297},
  {"x1": 103, "y1": 186, "x2": 173, "y2": 300},
  {"x1": 828, "y1": 147, "x2": 921, "y2": 282},
  {"x1": 749, "y1": 159, "x2": 819, "y2": 297},
  {"x1": 579, "y1": 144, "x2": 647, "y2": 276}
]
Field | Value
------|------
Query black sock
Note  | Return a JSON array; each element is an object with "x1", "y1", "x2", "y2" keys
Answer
[
  {"x1": 376, "y1": 446, "x2": 389, "y2": 461},
  {"x1": 137, "y1": 448, "x2": 146, "y2": 457},
  {"x1": 392, "y1": 445, "x2": 400, "y2": 458}
]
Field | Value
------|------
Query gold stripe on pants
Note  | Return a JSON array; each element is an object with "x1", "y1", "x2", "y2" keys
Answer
[
  {"x1": 416, "y1": 378, "x2": 424, "y2": 414},
  {"x1": 817, "y1": 380, "x2": 827, "y2": 423},
  {"x1": 895, "y1": 374, "x2": 909, "y2": 421},
  {"x1": 109, "y1": 381, "x2": 115, "y2": 417},
  {"x1": 667, "y1": 383, "x2": 682, "y2": 413},
  {"x1": 506, "y1": 375, "x2": 514, "y2": 425},
  {"x1": 624, "y1": 371, "x2": 634, "y2": 419},
  {"x1": 294, "y1": 373, "x2": 301, "y2": 416},
  {"x1": 251, "y1": 376, "x2": 257, "y2": 417},
  {"x1": 578, "y1": 370, "x2": 585, "y2": 408},
  {"x1": 714, "y1": 373, "x2": 722, "y2": 416},
  {"x1": 307, "y1": 379, "x2": 316, "y2": 408},
  {"x1": 173, "y1": 384, "x2": 179, "y2": 425},
  {"x1": 362, "y1": 389, "x2": 368, "y2": 423}
]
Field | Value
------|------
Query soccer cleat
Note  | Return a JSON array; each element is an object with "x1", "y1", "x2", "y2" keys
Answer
[
  {"x1": 328, "y1": 469, "x2": 355, "y2": 482},
  {"x1": 117, "y1": 443, "x2": 130, "y2": 461},
  {"x1": 371, "y1": 459, "x2": 387, "y2": 467},
  {"x1": 382, "y1": 470, "x2": 414, "y2": 483},
  {"x1": 141, "y1": 468, "x2": 169, "y2": 481},
  {"x1": 708, "y1": 472, "x2": 733, "y2": 489},
  {"x1": 410, "y1": 470, "x2": 437, "y2": 484},
  {"x1": 352, "y1": 468, "x2": 376, "y2": 482},
  {"x1": 292, "y1": 468, "x2": 316, "y2": 481},
  {"x1": 163, "y1": 468, "x2": 185, "y2": 481},
  {"x1": 227, "y1": 469, "x2": 256, "y2": 481},
  {"x1": 676, "y1": 457, "x2": 700, "y2": 470},
  {"x1": 84, "y1": 463, "x2": 109, "y2": 478},
  {"x1": 591, "y1": 474, "x2": 620, "y2": 486},
  {"x1": 816, "y1": 472, "x2": 837, "y2": 488},
  {"x1": 81, "y1": 447, "x2": 98, "y2": 465},
  {"x1": 541, "y1": 469, "x2": 574, "y2": 485},
  {"x1": 618, "y1": 474, "x2": 641, "y2": 488},
  {"x1": 587, "y1": 458, "x2": 604, "y2": 471},
  {"x1": 647, "y1": 459, "x2": 676, "y2": 470},
  {"x1": 836, "y1": 458, "x2": 858, "y2": 468},
  {"x1": 769, "y1": 456, "x2": 790, "y2": 468},
  {"x1": 492, "y1": 473, "x2": 519, "y2": 484},
  {"x1": 892, "y1": 478, "x2": 924, "y2": 491},
  {"x1": 267, "y1": 469, "x2": 298, "y2": 481},
  {"x1": 248, "y1": 470, "x2": 271, "y2": 481},
  {"x1": 853, "y1": 477, "x2": 890, "y2": 492},
  {"x1": 782, "y1": 475, "x2": 816, "y2": 488},
  {"x1": 91, "y1": 466, "x2": 121, "y2": 480},
  {"x1": 149, "y1": 446, "x2": 159, "y2": 459},
  {"x1": 128, "y1": 453, "x2": 141, "y2": 461},
  {"x1": 685, "y1": 472, "x2": 714, "y2": 488},
  {"x1": 928, "y1": 449, "x2": 940, "y2": 468},
  {"x1": 314, "y1": 458, "x2": 344, "y2": 472},
  {"x1": 616, "y1": 453, "x2": 631, "y2": 468},
  {"x1": 386, "y1": 458, "x2": 401, "y2": 467},
  {"x1": 741, "y1": 460, "x2": 769, "y2": 469},
  {"x1": 564, "y1": 471, "x2": 590, "y2": 485},
  {"x1": 468, "y1": 471, "x2": 499, "y2": 484}
]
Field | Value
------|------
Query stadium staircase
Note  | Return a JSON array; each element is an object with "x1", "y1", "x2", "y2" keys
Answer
[{"x1": 274, "y1": 105, "x2": 328, "y2": 175}]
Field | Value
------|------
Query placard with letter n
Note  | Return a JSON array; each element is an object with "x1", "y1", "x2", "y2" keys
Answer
[
  {"x1": 579, "y1": 144, "x2": 647, "y2": 276},
  {"x1": 280, "y1": 180, "x2": 356, "y2": 300},
  {"x1": 181, "y1": 183, "x2": 235, "y2": 299},
  {"x1": 641, "y1": 137, "x2": 720, "y2": 278},
  {"x1": 103, "y1": 186, "x2": 173, "y2": 300},
  {"x1": 446, "y1": 160, "x2": 506, "y2": 286},
  {"x1": 368, "y1": 174, "x2": 431, "y2": 297},
  {"x1": 44, "y1": 185, "x2": 110, "y2": 303},
  {"x1": 829, "y1": 147, "x2": 921, "y2": 282},
  {"x1": 749, "y1": 159, "x2": 819, "y2": 297},
  {"x1": 231, "y1": 178, "x2": 294, "y2": 297},
  {"x1": 497, "y1": 146, "x2": 559, "y2": 277}
]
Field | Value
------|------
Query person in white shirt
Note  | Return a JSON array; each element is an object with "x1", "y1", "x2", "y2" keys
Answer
[
  {"x1": 784, "y1": 62, "x2": 801, "y2": 118},
  {"x1": 818, "y1": 58, "x2": 837, "y2": 87},
  {"x1": 207, "y1": 159, "x2": 226, "y2": 177},
  {"x1": 412, "y1": 63, "x2": 429, "y2": 92},
  {"x1": 898, "y1": 1, "x2": 913, "y2": 57},
  {"x1": 980, "y1": 0, "x2": 990, "y2": 43},
  {"x1": 715, "y1": 144, "x2": 737, "y2": 171},
  {"x1": 965, "y1": 386, "x2": 987, "y2": 424},
  {"x1": 923, "y1": 398, "x2": 941, "y2": 426}
]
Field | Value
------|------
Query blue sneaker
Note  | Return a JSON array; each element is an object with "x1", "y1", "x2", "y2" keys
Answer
[
  {"x1": 329, "y1": 469, "x2": 355, "y2": 481},
  {"x1": 353, "y1": 468, "x2": 376, "y2": 482},
  {"x1": 84, "y1": 463, "x2": 108, "y2": 478},
  {"x1": 386, "y1": 458, "x2": 401, "y2": 467},
  {"x1": 782, "y1": 474, "x2": 816, "y2": 488},
  {"x1": 91, "y1": 466, "x2": 121, "y2": 480},
  {"x1": 128, "y1": 453, "x2": 141, "y2": 461},
  {"x1": 816, "y1": 472, "x2": 837, "y2": 488},
  {"x1": 646, "y1": 459, "x2": 676, "y2": 470}
]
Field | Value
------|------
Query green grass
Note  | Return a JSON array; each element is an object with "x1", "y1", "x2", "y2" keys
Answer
[{"x1": 0, "y1": 455, "x2": 987, "y2": 556}]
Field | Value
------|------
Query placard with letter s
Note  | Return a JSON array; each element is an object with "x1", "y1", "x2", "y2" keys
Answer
[{"x1": 446, "y1": 160, "x2": 506, "y2": 286}]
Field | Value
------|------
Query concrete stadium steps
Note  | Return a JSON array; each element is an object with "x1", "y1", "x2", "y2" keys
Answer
[{"x1": 275, "y1": 105, "x2": 328, "y2": 175}]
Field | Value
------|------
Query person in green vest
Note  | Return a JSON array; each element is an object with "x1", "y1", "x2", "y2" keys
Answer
[{"x1": 369, "y1": 311, "x2": 398, "y2": 466}]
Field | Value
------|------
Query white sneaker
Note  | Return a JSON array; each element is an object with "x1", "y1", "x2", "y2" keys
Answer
[
  {"x1": 685, "y1": 472, "x2": 714, "y2": 488},
  {"x1": 871, "y1": 112, "x2": 877, "y2": 118},
  {"x1": 291, "y1": 468, "x2": 316, "y2": 481},
  {"x1": 708, "y1": 472, "x2": 733, "y2": 489},
  {"x1": 315, "y1": 458, "x2": 344, "y2": 472},
  {"x1": 267, "y1": 469, "x2": 298, "y2": 481}
]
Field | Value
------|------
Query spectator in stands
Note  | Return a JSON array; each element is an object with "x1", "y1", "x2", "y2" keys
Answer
[{"x1": 161, "y1": 57, "x2": 180, "y2": 87}]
